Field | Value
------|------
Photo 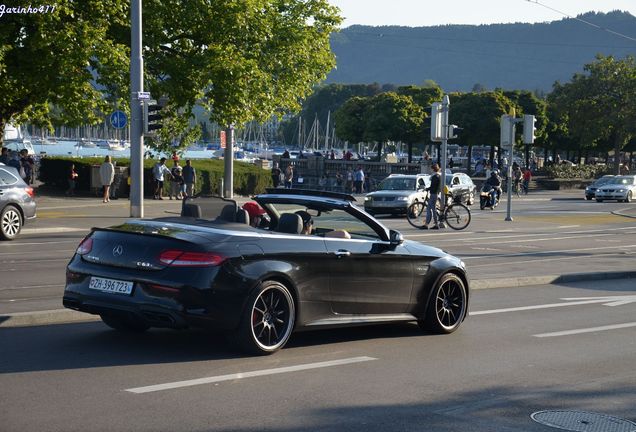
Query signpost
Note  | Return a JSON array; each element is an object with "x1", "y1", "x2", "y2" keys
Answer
[{"x1": 110, "y1": 110, "x2": 128, "y2": 129}]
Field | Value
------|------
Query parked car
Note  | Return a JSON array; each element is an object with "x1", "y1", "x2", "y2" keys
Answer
[
  {"x1": 363, "y1": 174, "x2": 430, "y2": 215},
  {"x1": 594, "y1": 175, "x2": 636, "y2": 203},
  {"x1": 0, "y1": 164, "x2": 37, "y2": 240},
  {"x1": 584, "y1": 175, "x2": 615, "y2": 200},
  {"x1": 63, "y1": 190, "x2": 470, "y2": 355},
  {"x1": 445, "y1": 172, "x2": 477, "y2": 205}
]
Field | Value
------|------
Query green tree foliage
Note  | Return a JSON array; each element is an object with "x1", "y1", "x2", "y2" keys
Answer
[
  {"x1": 548, "y1": 55, "x2": 636, "y2": 173},
  {"x1": 0, "y1": 1, "x2": 129, "y2": 145},
  {"x1": 449, "y1": 92, "x2": 515, "y2": 169},
  {"x1": 142, "y1": 0, "x2": 341, "y2": 153},
  {"x1": 334, "y1": 96, "x2": 369, "y2": 145}
]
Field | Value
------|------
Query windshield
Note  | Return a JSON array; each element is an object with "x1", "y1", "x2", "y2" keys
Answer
[
  {"x1": 378, "y1": 178, "x2": 417, "y2": 191},
  {"x1": 612, "y1": 176, "x2": 635, "y2": 186},
  {"x1": 594, "y1": 176, "x2": 615, "y2": 186}
]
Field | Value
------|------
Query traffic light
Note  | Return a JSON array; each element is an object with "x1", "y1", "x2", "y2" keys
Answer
[
  {"x1": 500, "y1": 115, "x2": 513, "y2": 147},
  {"x1": 143, "y1": 100, "x2": 164, "y2": 135},
  {"x1": 448, "y1": 125, "x2": 461, "y2": 139},
  {"x1": 430, "y1": 102, "x2": 443, "y2": 142},
  {"x1": 523, "y1": 114, "x2": 536, "y2": 144}
]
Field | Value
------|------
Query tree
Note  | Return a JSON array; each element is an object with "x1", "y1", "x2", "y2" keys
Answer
[
  {"x1": 548, "y1": 55, "x2": 636, "y2": 173},
  {"x1": 0, "y1": 1, "x2": 130, "y2": 146},
  {"x1": 334, "y1": 97, "x2": 369, "y2": 145},
  {"x1": 363, "y1": 92, "x2": 424, "y2": 162},
  {"x1": 503, "y1": 90, "x2": 547, "y2": 167},
  {"x1": 449, "y1": 92, "x2": 515, "y2": 172},
  {"x1": 142, "y1": 0, "x2": 342, "y2": 153}
]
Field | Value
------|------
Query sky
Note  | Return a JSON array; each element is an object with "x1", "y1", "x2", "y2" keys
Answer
[{"x1": 328, "y1": 0, "x2": 636, "y2": 27}]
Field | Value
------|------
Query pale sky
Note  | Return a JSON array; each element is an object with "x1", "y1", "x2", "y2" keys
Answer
[{"x1": 328, "y1": 0, "x2": 636, "y2": 27}]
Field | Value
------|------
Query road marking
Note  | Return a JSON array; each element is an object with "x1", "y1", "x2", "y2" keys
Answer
[
  {"x1": 125, "y1": 356, "x2": 377, "y2": 394},
  {"x1": 558, "y1": 225, "x2": 580, "y2": 228},
  {"x1": 470, "y1": 295, "x2": 636, "y2": 315},
  {"x1": 467, "y1": 251, "x2": 634, "y2": 268},
  {"x1": 534, "y1": 322, "x2": 636, "y2": 338},
  {"x1": 461, "y1": 244, "x2": 636, "y2": 260}
]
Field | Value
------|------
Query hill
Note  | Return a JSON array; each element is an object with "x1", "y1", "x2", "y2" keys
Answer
[{"x1": 327, "y1": 11, "x2": 636, "y2": 92}]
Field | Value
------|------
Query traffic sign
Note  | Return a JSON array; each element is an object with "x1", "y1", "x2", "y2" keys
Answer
[
  {"x1": 137, "y1": 91, "x2": 151, "y2": 100},
  {"x1": 110, "y1": 110, "x2": 128, "y2": 129}
]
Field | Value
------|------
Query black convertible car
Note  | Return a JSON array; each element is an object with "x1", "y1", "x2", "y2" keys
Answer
[{"x1": 64, "y1": 189, "x2": 469, "y2": 354}]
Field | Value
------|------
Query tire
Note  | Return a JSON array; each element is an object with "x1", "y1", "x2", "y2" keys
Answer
[
  {"x1": 419, "y1": 273, "x2": 467, "y2": 334},
  {"x1": 0, "y1": 205, "x2": 22, "y2": 241},
  {"x1": 626, "y1": 191, "x2": 632, "y2": 203},
  {"x1": 100, "y1": 313, "x2": 149, "y2": 332},
  {"x1": 236, "y1": 280, "x2": 295, "y2": 355},
  {"x1": 479, "y1": 197, "x2": 486, "y2": 210},
  {"x1": 443, "y1": 203, "x2": 471, "y2": 230},
  {"x1": 406, "y1": 201, "x2": 427, "y2": 229},
  {"x1": 467, "y1": 191, "x2": 475, "y2": 206}
]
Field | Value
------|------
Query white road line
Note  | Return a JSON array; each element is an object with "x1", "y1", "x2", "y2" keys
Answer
[
  {"x1": 534, "y1": 322, "x2": 636, "y2": 338},
  {"x1": 461, "y1": 244, "x2": 636, "y2": 260},
  {"x1": 125, "y1": 356, "x2": 377, "y2": 394},
  {"x1": 470, "y1": 299, "x2": 621, "y2": 315},
  {"x1": 558, "y1": 225, "x2": 580, "y2": 228},
  {"x1": 467, "y1": 251, "x2": 634, "y2": 268}
]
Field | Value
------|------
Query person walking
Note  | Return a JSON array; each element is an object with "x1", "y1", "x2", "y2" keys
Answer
[
  {"x1": 271, "y1": 163, "x2": 281, "y2": 188},
  {"x1": 99, "y1": 156, "x2": 115, "y2": 203},
  {"x1": 182, "y1": 159, "x2": 196, "y2": 197},
  {"x1": 66, "y1": 163, "x2": 78, "y2": 197},
  {"x1": 354, "y1": 166, "x2": 365, "y2": 194},
  {"x1": 152, "y1": 157, "x2": 172, "y2": 200},
  {"x1": 423, "y1": 163, "x2": 441, "y2": 230},
  {"x1": 284, "y1": 164, "x2": 294, "y2": 189}
]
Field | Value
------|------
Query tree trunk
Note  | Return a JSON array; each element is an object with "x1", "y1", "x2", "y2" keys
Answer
[
  {"x1": 614, "y1": 135, "x2": 623, "y2": 175},
  {"x1": 0, "y1": 117, "x2": 6, "y2": 147},
  {"x1": 467, "y1": 144, "x2": 473, "y2": 175},
  {"x1": 524, "y1": 143, "x2": 530, "y2": 169},
  {"x1": 407, "y1": 143, "x2": 413, "y2": 163}
]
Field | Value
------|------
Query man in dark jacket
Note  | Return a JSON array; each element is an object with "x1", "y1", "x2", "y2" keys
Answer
[
  {"x1": 485, "y1": 170, "x2": 502, "y2": 206},
  {"x1": 424, "y1": 163, "x2": 441, "y2": 229}
]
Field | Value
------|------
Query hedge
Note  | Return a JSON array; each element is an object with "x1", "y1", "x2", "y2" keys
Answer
[
  {"x1": 544, "y1": 163, "x2": 610, "y2": 180},
  {"x1": 38, "y1": 156, "x2": 272, "y2": 196}
]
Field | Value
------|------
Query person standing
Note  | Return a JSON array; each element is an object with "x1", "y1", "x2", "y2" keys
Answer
[
  {"x1": 169, "y1": 161, "x2": 183, "y2": 199},
  {"x1": 99, "y1": 156, "x2": 115, "y2": 203},
  {"x1": 346, "y1": 167, "x2": 354, "y2": 192},
  {"x1": 522, "y1": 167, "x2": 532, "y2": 195},
  {"x1": 284, "y1": 164, "x2": 294, "y2": 189},
  {"x1": 66, "y1": 163, "x2": 78, "y2": 197},
  {"x1": 19, "y1": 149, "x2": 34, "y2": 184},
  {"x1": 152, "y1": 157, "x2": 172, "y2": 200},
  {"x1": 182, "y1": 159, "x2": 196, "y2": 197},
  {"x1": 271, "y1": 162, "x2": 281, "y2": 188},
  {"x1": 0, "y1": 147, "x2": 9, "y2": 165},
  {"x1": 354, "y1": 166, "x2": 365, "y2": 194},
  {"x1": 423, "y1": 163, "x2": 441, "y2": 230}
]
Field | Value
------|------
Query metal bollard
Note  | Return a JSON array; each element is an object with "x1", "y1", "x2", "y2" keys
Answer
[{"x1": 219, "y1": 178, "x2": 224, "y2": 197}]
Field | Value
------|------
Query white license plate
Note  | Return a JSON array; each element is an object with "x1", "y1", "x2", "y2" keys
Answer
[{"x1": 88, "y1": 277, "x2": 134, "y2": 295}]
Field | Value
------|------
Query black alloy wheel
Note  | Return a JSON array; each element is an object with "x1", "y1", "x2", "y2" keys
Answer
[
  {"x1": 100, "y1": 313, "x2": 150, "y2": 332},
  {"x1": 420, "y1": 273, "x2": 467, "y2": 334},
  {"x1": 237, "y1": 281, "x2": 295, "y2": 355},
  {"x1": 0, "y1": 205, "x2": 22, "y2": 240}
]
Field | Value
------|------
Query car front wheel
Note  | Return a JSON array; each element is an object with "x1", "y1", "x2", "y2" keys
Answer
[
  {"x1": 1, "y1": 205, "x2": 22, "y2": 241},
  {"x1": 236, "y1": 280, "x2": 296, "y2": 355},
  {"x1": 419, "y1": 273, "x2": 467, "y2": 334},
  {"x1": 626, "y1": 191, "x2": 632, "y2": 203}
]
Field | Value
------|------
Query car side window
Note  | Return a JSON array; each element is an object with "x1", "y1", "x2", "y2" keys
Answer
[
  {"x1": 452, "y1": 176, "x2": 460, "y2": 185},
  {"x1": 0, "y1": 168, "x2": 18, "y2": 186},
  {"x1": 314, "y1": 208, "x2": 381, "y2": 241}
]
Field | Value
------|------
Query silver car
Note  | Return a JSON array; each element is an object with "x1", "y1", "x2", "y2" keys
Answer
[
  {"x1": 584, "y1": 175, "x2": 615, "y2": 200},
  {"x1": 0, "y1": 164, "x2": 37, "y2": 240},
  {"x1": 364, "y1": 174, "x2": 430, "y2": 215},
  {"x1": 595, "y1": 175, "x2": 636, "y2": 203}
]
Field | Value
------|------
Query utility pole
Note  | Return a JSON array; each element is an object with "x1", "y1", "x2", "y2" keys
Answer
[
  {"x1": 440, "y1": 95, "x2": 449, "y2": 211},
  {"x1": 129, "y1": 0, "x2": 144, "y2": 218},
  {"x1": 223, "y1": 125, "x2": 234, "y2": 198}
]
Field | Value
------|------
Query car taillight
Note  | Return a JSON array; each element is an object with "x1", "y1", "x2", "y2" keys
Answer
[
  {"x1": 158, "y1": 250, "x2": 225, "y2": 267},
  {"x1": 76, "y1": 237, "x2": 93, "y2": 255},
  {"x1": 25, "y1": 187, "x2": 34, "y2": 198}
]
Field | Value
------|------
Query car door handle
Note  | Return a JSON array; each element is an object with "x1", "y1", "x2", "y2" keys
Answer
[{"x1": 333, "y1": 250, "x2": 351, "y2": 258}]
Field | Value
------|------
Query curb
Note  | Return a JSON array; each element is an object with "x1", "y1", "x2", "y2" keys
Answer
[
  {"x1": 2, "y1": 271, "x2": 636, "y2": 328},
  {"x1": 471, "y1": 271, "x2": 636, "y2": 290},
  {"x1": 611, "y1": 209, "x2": 636, "y2": 219}
]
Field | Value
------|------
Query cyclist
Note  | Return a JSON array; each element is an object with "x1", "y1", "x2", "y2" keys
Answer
[
  {"x1": 485, "y1": 170, "x2": 502, "y2": 207},
  {"x1": 423, "y1": 163, "x2": 441, "y2": 230}
]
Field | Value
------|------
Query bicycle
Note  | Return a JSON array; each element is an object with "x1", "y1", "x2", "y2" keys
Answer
[{"x1": 407, "y1": 193, "x2": 471, "y2": 230}]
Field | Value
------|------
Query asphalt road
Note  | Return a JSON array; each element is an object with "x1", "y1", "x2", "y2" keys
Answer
[
  {"x1": 1, "y1": 190, "x2": 634, "y2": 318},
  {"x1": 1, "y1": 278, "x2": 635, "y2": 431}
]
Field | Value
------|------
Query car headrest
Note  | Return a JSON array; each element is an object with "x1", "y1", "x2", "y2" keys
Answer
[
  {"x1": 276, "y1": 213, "x2": 303, "y2": 234},
  {"x1": 235, "y1": 208, "x2": 250, "y2": 225},
  {"x1": 219, "y1": 204, "x2": 238, "y2": 222},
  {"x1": 181, "y1": 203, "x2": 202, "y2": 218}
]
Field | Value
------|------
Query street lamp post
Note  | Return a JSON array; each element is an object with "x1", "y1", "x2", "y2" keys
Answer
[{"x1": 130, "y1": 0, "x2": 144, "y2": 218}]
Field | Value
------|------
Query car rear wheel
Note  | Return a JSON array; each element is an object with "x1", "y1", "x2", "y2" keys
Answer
[
  {"x1": 419, "y1": 273, "x2": 467, "y2": 334},
  {"x1": 236, "y1": 280, "x2": 295, "y2": 355},
  {"x1": 100, "y1": 313, "x2": 150, "y2": 332},
  {"x1": 1, "y1": 205, "x2": 22, "y2": 241}
]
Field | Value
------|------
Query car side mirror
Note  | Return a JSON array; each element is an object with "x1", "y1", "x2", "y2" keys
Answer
[{"x1": 389, "y1": 229, "x2": 404, "y2": 245}]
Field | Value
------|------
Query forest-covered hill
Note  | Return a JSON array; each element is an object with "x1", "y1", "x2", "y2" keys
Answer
[{"x1": 327, "y1": 11, "x2": 636, "y2": 92}]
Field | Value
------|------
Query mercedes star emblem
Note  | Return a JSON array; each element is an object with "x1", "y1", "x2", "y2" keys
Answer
[{"x1": 112, "y1": 245, "x2": 124, "y2": 257}]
